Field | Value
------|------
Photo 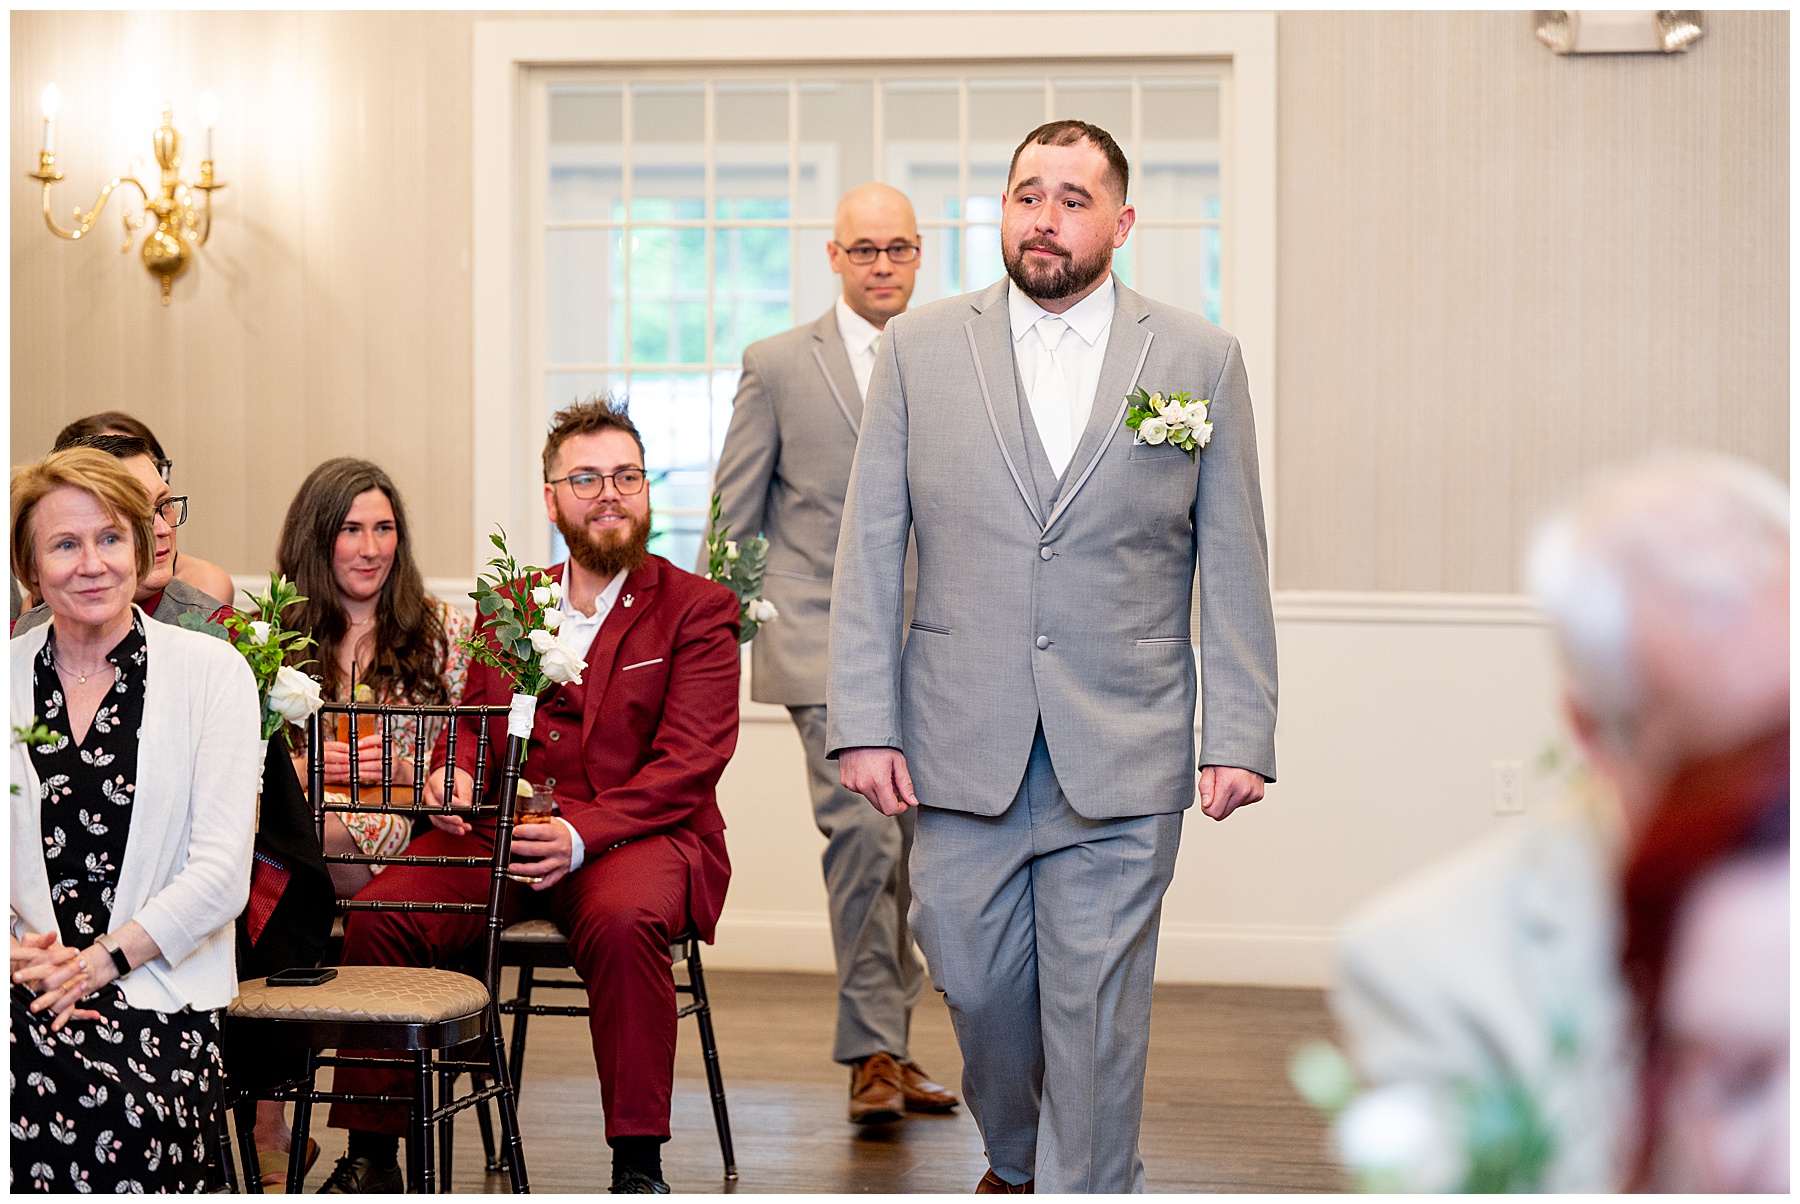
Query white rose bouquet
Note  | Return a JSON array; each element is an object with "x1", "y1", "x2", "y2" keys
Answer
[
  {"x1": 181, "y1": 573, "x2": 323, "y2": 744},
  {"x1": 462, "y1": 526, "x2": 588, "y2": 699},
  {"x1": 703, "y1": 493, "x2": 776, "y2": 645},
  {"x1": 1125, "y1": 386, "x2": 1213, "y2": 459}
]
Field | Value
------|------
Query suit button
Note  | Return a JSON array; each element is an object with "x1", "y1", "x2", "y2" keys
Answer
[
  {"x1": 1035, "y1": 635, "x2": 1050, "y2": 650},
  {"x1": 549, "y1": 731, "x2": 561, "y2": 742},
  {"x1": 544, "y1": 777, "x2": 557, "y2": 788},
  {"x1": 1039, "y1": 546, "x2": 1054, "y2": 561}
]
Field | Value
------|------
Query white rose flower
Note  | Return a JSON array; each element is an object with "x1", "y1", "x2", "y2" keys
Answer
[
  {"x1": 267, "y1": 665, "x2": 323, "y2": 726},
  {"x1": 547, "y1": 578, "x2": 563, "y2": 603},
  {"x1": 531, "y1": 585, "x2": 554, "y2": 607},
  {"x1": 534, "y1": 631, "x2": 586, "y2": 686},
  {"x1": 1193, "y1": 421, "x2": 1214, "y2": 450},
  {"x1": 724, "y1": 540, "x2": 739, "y2": 561},
  {"x1": 248, "y1": 620, "x2": 273, "y2": 644},
  {"x1": 1140, "y1": 417, "x2": 1169, "y2": 445},
  {"x1": 1333, "y1": 1083, "x2": 1458, "y2": 1190},
  {"x1": 750, "y1": 597, "x2": 779, "y2": 623},
  {"x1": 539, "y1": 606, "x2": 563, "y2": 632}
]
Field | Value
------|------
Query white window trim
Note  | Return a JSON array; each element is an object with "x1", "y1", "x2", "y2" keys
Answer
[{"x1": 473, "y1": 12, "x2": 1277, "y2": 574}]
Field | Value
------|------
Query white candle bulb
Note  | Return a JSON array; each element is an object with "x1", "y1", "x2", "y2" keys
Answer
[
  {"x1": 40, "y1": 83, "x2": 59, "y2": 155},
  {"x1": 197, "y1": 90, "x2": 218, "y2": 162}
]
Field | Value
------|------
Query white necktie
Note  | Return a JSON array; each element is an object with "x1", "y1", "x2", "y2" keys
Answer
[{"x1": 1031, "y1": 316, "x2": 1074, "y2": 476}]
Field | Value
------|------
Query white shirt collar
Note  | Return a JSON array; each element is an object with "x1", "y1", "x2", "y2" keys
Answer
[
  {"x1": 561, "y1": 568, "x2": 630, "y2": 623},
  {"x1": 1008, "y1": 274, "x2": 1116, "y2": 348},
  {"x1": 834, "y1": 295, "x2": 884, "y2": 358}
]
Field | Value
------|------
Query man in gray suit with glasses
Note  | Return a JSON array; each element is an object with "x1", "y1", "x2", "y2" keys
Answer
[
  {"x1": 829, "y1": 122, "x2": 1278, "y2": 1193},
  {"x1": 708, "y1": 182, "x2": 959, "y2": 1126}
]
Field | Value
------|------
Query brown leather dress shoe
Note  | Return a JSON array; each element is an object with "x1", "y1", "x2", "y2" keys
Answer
[
  {"x1": 849, "y1": 1052, "x2": 905, "y2": 1124},
  {"x1": 897, "y1": 1060, "x2": 959, "y2": 1112},
  {"x1": 975, "y1": 1168, "x2": 1034, "y2": 1193}
]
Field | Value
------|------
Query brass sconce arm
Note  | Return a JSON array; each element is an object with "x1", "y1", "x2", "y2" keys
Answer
[{"x1": 30, "y1": 154, "x2": 152, "y2": 249}]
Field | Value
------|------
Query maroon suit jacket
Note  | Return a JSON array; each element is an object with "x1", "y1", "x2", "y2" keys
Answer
[{"x1": 440, "y1": 553, "x2": 741, "y2": 940}]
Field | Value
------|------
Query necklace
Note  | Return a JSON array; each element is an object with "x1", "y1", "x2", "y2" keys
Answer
[{"x1": 53, "y1": 651, "x2": 107, "y2": 686}]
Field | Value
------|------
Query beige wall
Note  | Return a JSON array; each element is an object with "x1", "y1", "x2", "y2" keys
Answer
[
  {"x1": 1277, "y1": 10, "x2": 1789, "y2": 591},
  {"x1": 12, "y1": 11, "x2": 1787, "y2": 589},
  {"x1": 11, "y1": 10, "x2": 483, "y2": 578}
]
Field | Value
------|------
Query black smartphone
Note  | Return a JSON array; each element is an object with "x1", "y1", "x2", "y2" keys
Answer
[{"x1": 266, "y1": 967, "x2": 337, "y2": 987}]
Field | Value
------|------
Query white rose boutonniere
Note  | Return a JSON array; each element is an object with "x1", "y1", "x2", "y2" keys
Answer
[{"x1": 1125, "y1": 387, "x2": 1213, "y2": 459}]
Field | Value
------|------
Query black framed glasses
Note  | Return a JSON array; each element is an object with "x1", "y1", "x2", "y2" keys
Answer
[
  {"x1": 547, "y1": 468, "x2": 648, "y2": 499},
  {"x1": 156, "y1": 496, "x2": 188, "y2": 527},
  {"x1": 155, "y1": 458, "x2": 173, "y2": 483},
  {"x1": 834, "y1": 241, "x2": 920, "y2": 265}
]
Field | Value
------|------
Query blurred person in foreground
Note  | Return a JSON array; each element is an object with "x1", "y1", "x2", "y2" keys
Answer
[
  {"x1": 14, "y1": 430, "x2": 232, "y2": 634},
  {"x1": 55, "y1": 411, "x2": 235, "y2": 603},
  {"x1": 1331, "y1": 452, "x2": 1788, "y2": 1191},
  {"x1": 10, "y1": 448, "x2": 260, "y2": 1192}
]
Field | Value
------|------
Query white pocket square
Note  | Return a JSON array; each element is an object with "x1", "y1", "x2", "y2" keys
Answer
[{"x1": 620, "y1": 657, "x2": 664, "y2": 672}]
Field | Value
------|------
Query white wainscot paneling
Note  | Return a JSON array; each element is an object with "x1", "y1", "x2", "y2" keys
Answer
[{"x1": 708, "y1": 593, "x2": 1568, "y2": 988}]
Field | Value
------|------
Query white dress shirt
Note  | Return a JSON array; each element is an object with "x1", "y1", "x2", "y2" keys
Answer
[
  {"x1": 835, "y1": 294, "x2": 884, "y2": 400},
  {"x1": 547, "y1": 567, "x2": 628, "y2": 871},
  {"x1": 1008, "y1": 274, "x2": 1117, "y2": 477}
]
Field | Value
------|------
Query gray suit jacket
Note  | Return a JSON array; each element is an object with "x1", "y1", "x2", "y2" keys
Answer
[
  {"x1": 706, "y1": 309, "x2": 864, "y2": 706},
  {"x1": 13, "y1": 575, "x2": 226, "y2": 636},
  {"x1": 827, "y1": 278, "x2": 1277, "y2": 820}
]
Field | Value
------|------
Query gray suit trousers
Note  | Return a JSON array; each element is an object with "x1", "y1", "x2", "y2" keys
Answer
[
  {"x1": 910, "y1": 727, "x2": 1181, "y2": 1193},
  {"x1": 789, "y1": 705, "x2": 925, "y2": 1064}
]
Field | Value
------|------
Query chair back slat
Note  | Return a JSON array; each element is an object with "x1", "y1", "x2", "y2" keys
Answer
[{"x1": 308, "y1": 701, "x2": 528, "y2": 1002}]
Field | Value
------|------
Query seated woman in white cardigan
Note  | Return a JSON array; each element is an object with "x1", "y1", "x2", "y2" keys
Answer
[{"x1": 10, "y1": 447, "x2": 260, "y2": 1194}]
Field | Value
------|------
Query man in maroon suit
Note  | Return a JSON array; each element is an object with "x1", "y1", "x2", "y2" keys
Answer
[{"x1": 320, "y1": 397, "x2": 741, "y2": 1195}]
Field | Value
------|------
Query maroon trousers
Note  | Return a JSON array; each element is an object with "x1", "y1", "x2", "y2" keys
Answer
[{"x1": 325, "y1": 825, "x2": 693, "y2": 1140}]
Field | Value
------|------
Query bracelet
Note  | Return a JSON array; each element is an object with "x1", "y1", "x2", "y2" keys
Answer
[{"x1": 94, "y1": 933, "x2": 132, "y2": 979}]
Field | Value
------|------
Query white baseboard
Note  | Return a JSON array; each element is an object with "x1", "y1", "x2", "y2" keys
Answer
[
  {"x1": 702, "y1": 911, "x2": 1336, "y2": 989},
  {"x1": 1152, "y1": 922, "x2": 1336, "y2": 988},
  {"x1": 704, "y1": 911, "x2": 837, "y2": 973}
]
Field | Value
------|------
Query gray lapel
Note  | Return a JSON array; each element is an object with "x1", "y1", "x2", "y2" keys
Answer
[
  {"x1": 1043, "y1": 281, "x2": 1157, "y2": 535},
  {"x1": 963, "y1": 281, "x2": 1045, "y2": 530},
  {"x1": 809, "y1": 309, "x2": 862, "y2": 437}
]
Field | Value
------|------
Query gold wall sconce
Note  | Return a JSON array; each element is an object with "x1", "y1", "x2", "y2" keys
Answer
[{"x1": 28, "y1": 85, "x2": 225, "y2": 305}]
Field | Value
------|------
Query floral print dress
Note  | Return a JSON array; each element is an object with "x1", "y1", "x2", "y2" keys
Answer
[
  {"x1": 11, "y1": 615, "x2": 227, "y2": 1193},
  {"x1": 301, "y1": 600, "x2": 473, "y2": 863}
]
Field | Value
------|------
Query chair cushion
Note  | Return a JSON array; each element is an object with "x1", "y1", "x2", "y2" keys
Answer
[
  {"x1": 499, "y1": 919, "x2": 568, "y2": 945},
  {"x1": 230, "y1": 965, "x2": 490, "y2": 1024}
]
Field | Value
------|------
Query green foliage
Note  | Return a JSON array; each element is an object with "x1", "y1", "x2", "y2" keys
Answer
[
  {"x1": 11, "y1": 719, "x2": 57, "y2": 793},
  {"x1": 703, "y1": 493, "x2": 772, "y2": 645},
  {"x1": 227, "y1": 573, "x2": 318, "y2": 742},
  {"x1": 177, "y1": 612, "x2": 231, "y2": 642},
  {"x1": 461, "y1": 526, "x2": 560, "y2": 698},
  {"x1": 1288, "y1": 1039, "x2": 1360, "y2": 1114},
  {"x1": 1457, "y1": 1078, "x2": 1557, "y2": 1192}
]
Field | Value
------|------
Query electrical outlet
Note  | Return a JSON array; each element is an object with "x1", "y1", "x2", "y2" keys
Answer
[{"x1": 1492, "y1": 759, "x2": 1526, "y2": 815}]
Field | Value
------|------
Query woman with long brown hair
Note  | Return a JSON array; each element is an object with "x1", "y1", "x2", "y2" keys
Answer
[
  {"x1": 276, "y1": 457, "x2": 472, "y2": 896},
  {"x1": 251, "y1": 459, "x2": 471, "y2": 1183}
]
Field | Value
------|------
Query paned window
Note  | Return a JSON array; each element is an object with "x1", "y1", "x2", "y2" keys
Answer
[{"x1": 537, "y1": 64, "x2": 1225, "y2": 568}]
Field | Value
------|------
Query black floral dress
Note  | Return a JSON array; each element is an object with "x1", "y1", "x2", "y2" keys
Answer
[{"x1": 10, "y1": 617, "x2": 227, "y2": 1193}]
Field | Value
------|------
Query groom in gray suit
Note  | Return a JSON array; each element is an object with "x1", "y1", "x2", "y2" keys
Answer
[
  {"x1": 709, "y1": 183, "x2": 958, "y2": 1125},
  {"x1": 829, "y1": 122, "x2": 1278, "y2": 1192}
]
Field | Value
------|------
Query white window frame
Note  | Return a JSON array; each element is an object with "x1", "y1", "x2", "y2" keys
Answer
[{"x1": 473, "y1": 12, "x2": 1277, "y2": 574}]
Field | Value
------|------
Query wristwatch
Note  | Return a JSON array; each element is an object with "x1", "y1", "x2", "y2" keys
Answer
[{"x1": 94, "y1": 932, "x2": 132, "y2": 978}]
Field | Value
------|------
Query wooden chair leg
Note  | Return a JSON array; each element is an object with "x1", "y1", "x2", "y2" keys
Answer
[
  {"x1": 287, "y1": 1049, "x2": 319, "y2": 1196},
  {"x1": 508, "y1": 963, "x2": 535, "y2": 1096},
  {"x1": 233, "y1": 1095, "x2": 264, "y2": 1195},
  {"x1": 412, "y1": 1050, "x2": 438, "y2": 1193},
  {"x1": 438, "y1": 1067, "x2": 457, "y2": 1193},
  {"x1": 685, "y1": 940, "x2": 738, "y2": 1180},
  {"x1": 212, "y1": 1093, "x2": 241, "y2": 1193},
  {"x1": 474, "y1": 1070, "x2": 502, "y2": 1173},
  {"x1": 488, "y1": 1005, "x2": 531, "y2": 1193}
]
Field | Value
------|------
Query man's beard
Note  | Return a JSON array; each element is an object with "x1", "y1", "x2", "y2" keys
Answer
[
  {"x1": 1003, "y1": 235, "x2": 1112, "y2": 302},
  {"x1": 558, "y1": 504, "x2": 652, "y2": 579}
]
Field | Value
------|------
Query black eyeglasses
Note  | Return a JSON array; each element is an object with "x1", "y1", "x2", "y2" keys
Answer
[
  {"x1": 156, "y1": 496, "x2": 188, "y2": 528},
  {"x1": 155, "y1": 458, "x2": 173, "y2": 484},
  {"x1": 834, "y1": 241, "x2": 920, "y2": 265},
  {"x1": 547, "y1": 469, "x2": 648, "y2": 498}
]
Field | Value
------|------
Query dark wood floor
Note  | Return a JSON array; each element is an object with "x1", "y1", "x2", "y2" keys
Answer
[{"x1": 256, "y1": 969, "x2": 1344, "y2": 1193}]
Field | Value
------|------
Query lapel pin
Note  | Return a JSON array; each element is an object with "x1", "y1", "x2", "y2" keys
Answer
[{"x1": 622, "y1": 594, "x2": 634, "y2": 608}]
